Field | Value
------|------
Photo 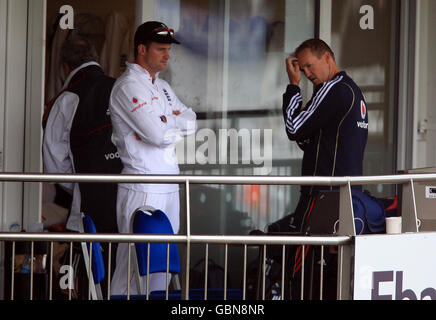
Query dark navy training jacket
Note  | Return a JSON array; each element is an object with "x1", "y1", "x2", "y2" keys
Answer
[{"x1": 282, "y1": 71, "x2": 368, "y2": 195}]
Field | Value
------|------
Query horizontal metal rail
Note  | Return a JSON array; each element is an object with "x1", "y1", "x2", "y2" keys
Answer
[
  {"x1": 2, "y1": 235, "x2": 348, "y2": 301},
  {"x1": 0, "y1": 172, "x2": 436, "y2": 185},
  {"x1": 0, "y1": 171, "x2": 428, "y2": 300},
  {"x1": 0, "y1": 233, "x2": 352, "y2": 246}
]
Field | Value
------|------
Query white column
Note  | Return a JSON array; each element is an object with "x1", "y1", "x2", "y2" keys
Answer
[
  {"x1": 23, "y1": 0, "x2": 46, "y2": 230},
  {"x1": 318, "y1": 0, "x2": 332, "y2": 45},
  {"x1": 0, "y1": 0, "x2": 28, "y2": 231},
  {"x1": 135, "y1": 0, "x2": 155, "y2": 28},
  {"x1": 412, "y1": 0, "x2": 425, "y2": 168},
  {"x1": 397, "y1": 0, "x2": 414, "y2": 170}
]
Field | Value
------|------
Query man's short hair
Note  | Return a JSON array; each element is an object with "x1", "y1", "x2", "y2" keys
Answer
[
  {"x1": 295, "y1": 38, "x2": 335, "y2": 61},
  {"x1": 61, "y1": 35, "x2": 98, "y2": 70}
]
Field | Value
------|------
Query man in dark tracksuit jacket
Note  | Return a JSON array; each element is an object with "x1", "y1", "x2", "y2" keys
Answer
[
  {"x1": 272, "y1": 39, "x2": 368, "y2": 299},
  {"x1": 271, "y1": 38, "x2": 368, "y2": 233}
]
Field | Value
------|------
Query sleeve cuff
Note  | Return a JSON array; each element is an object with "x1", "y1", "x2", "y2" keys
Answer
[
  {"x1": 286, "y1": 84, "x2": 300, "y2": 93},
  {"x1": 165, "y1": 114, "x2": 176, "y2": 128}
]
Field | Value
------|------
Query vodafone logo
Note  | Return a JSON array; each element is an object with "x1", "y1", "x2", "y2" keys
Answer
[
  {"x1": 132, "y1": 97, "x2": 138, "y2": 104},
  {"x1": 357, "y1": 100, "x2": 369, "y2": 129},
  {"x1": 360, "y1": 100, "x2": 367, "y2": 119}
]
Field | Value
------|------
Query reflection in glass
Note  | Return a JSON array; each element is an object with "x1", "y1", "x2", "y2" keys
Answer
[
  {"x1": 331, "y1": 0, "x2": 399, "y2": 197},
  {"x1": 157, "y1": 0, "x2": 316, "y2": 239}
]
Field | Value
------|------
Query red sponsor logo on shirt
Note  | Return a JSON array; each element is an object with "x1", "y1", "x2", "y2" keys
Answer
[
  {"x1": 131, "y1": 102, "x2": 147, "y2": 112},
  {"x1": 360, "y1": 100, "x2": 367, "y2": 119},
  {"x1": 132, "y1": 97, "x2": 138, "y2": 103}
]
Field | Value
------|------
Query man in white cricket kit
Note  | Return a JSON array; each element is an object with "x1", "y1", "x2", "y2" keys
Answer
[{"x1": 109, "y1": 21, "x2": 197, "y2": 295}]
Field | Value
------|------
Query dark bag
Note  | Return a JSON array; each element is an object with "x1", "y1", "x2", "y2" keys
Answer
[
  {"x1": 290, "y1": 190, "x2": 388, "y2": 300},
  {"x1": 352, "y1": 190, "x2": 386, "y2": 234},
  {"x1": 189, "y1": 259, "x2": 226, "y2": 289}
]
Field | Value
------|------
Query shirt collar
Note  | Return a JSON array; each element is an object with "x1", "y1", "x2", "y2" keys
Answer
[
  {"x1": 62, "y1": 61, "x2": 101, "y2": 90},
  {"x1": 126, "y1": 62, "x2": 159, "y2": 83},
  {"x1": 334, "y1": 71, "x2": 345, "y2": 78},
  {"x1": 314, "y1": 71, "x2": 345, "y2": 90}
]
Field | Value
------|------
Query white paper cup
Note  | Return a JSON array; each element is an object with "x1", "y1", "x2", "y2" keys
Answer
[{"x1": 386, "y1": 217, "x2": 402, "y2": 234}]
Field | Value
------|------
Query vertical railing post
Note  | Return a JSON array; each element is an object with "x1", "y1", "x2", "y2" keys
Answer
[
  {"x1": 401, "y1": 179, "x2": 419, "y2": 233},
  {"x1": 204, "y1": 243, "x2": 209, "y2": 300},
  {"x1": 30, "y1": 241, "x2": 34, "y2": 300},
  {"x1": 49, "y1": 241, "x2": 54, "y2": 300},
  {"x1": 224, "y1": 244, "x2": 228, "y2": 300},
  {"x1": 338, "y1": 181, "x2": 356, "y2": 237},
  {"x1": 107, "y1": 242, "x2": 112, "y2": 300},
  {"x1": 243, "y1": 244, "x2": 247, "y2": 300},
  {"x1": 11, "y1": 241, "x2": 15, "y2": 300},
  {"x1": 127, "y1": 243, "x2": 131, "y2": 300},
  {"x1": 320, "y1": 245, "x2": 324, "y2": 300},
  {"x1": 68, "y1": 242, "x2": 73, "y2": 300},
  {"x1": 337, "y1": 181, "x2": 355, "y2": 300},
  {"x1": 184, "y1": 180, "x2": 191, "y2": 300}
]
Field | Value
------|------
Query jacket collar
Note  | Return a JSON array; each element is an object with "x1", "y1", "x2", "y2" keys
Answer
[
  {"x1": 62, "y1": 61, "x2": 101, "y2": 90},
  {"x1": 126, "y1": 62, "x2": 160, "y2": 83}
]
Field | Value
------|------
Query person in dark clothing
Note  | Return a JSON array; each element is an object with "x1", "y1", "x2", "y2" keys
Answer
[
  {"x1": 271, "y1": 38, "x2": 368, "y2": 234},
  {"x1": 43, "y1": 35, "x2": 122, "y2": 234},
  {"x1": 43, "y1": 35, "x2": 122, "y2": 298},
  {"x1": 268, "y1": 38, "x2": 368, "y2": 299}
]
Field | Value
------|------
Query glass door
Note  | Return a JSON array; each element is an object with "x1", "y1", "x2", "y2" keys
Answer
[
  {"x1": 154, "y1": 0, "x2": 317, "y2": 290},
  {"x1": 413, "y1": 0, "x2": 436, "y2": 168},
  {"x1": 331, "y1": 0, "x2": 400, "y2": 196},
  {"x1": 155, "y1": 0, "x2": 316, "y2": 237}
]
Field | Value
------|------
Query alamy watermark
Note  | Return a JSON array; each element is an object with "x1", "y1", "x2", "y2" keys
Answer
[
  {"x1": 59, "y1": 5, "x2": 74, "y2": 30},
  {"x1": 59, "y1": 4, "x2": 376, "y2": 31},
  {"x1": 163, "y1": 123, "x2": 273, "y2": 175},
  {"x1": 59, "y1": 265, "x2": 74, "y2": 290},
  {"x1": 359, "y1": 5, "x2": 375, "y2": 30}
]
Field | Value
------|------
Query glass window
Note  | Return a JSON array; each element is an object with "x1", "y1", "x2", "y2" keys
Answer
[
  {"x1": 155, "y1": 0, "x2": 316, "y2": 237},
  {"x1": 331, "y1": 0, "x2": 400, "y2": 196},
  {"x1": 155, "y1": 0, "x2": 316, "y2": 290},
  {"x1": 45, "y1": 0, "x2": 136, "y2": 103},
  {"x1": 414, "y1": 0, "x2": 436, "y2": 168}
]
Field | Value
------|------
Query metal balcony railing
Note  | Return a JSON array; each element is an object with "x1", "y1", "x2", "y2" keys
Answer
[{"x1": 0, "y1": 172, "x2": 429, "y2": 300}]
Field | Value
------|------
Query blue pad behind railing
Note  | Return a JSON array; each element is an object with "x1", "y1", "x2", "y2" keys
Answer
[
  {"x1": 132, "y1": 209, "x2": 181, "y2": 275},
  {"x1": 149, "y1": 289, "x2": 243, "y2": 300},
  {"x1": 111, "y1": 289, "x2": 243, "y2": 300},
  {"x1": 82, "y1": 215, "x2": 105, "y2": 284}
]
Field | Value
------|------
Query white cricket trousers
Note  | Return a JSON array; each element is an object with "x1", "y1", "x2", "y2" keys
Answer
[{"x1": 110, "y1": 186, "x2": 180, "y2": 295}]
